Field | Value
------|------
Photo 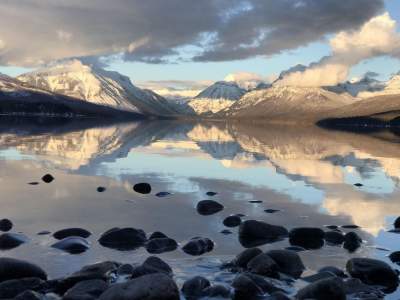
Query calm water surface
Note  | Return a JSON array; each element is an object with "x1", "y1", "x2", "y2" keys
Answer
[{"x1": 0, "y1": 119, "x2": 400, "y2": 297}]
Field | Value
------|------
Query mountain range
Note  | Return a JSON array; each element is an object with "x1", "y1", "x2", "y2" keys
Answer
[{"x1": 1, "y1": 59, "x2": 400, "y2": 125}]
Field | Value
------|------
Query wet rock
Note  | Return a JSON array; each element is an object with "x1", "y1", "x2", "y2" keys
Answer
[
  {"x1": 318, "y1": 266, "x2": 347, "y2": 278},
  {"x1": 296, "y1": 277, "x2": 346, "y2": 300},
  {"x1": 394, "y1": 216, "x2": 400, "y2": 229},
  {"x1": 206, "y1": 191, "x2": 218, "y2": 196},
  {"x1": 203, "y1": 285, "x2": 231, "y2": 298},
  {"x1": 249, "y1": 200, "x2": 263, "y2": 204},
  {"x1": 233, "y1": 248, "x2": 263, "y2": 268},
  {"x1": 223, "y1": 215, "x2": 241, "y2": 227},
  {"x1": 142, "y1": 256, "x2": 172, "y2": 275},
  {"x1": 51, "y1": 237, "x2": 90, "y2": 254},
  {"x1": 53, "y1": 228, "x2": 91, "y2": 240},
  {"x1": 220, "y1": 229, "x2": 233, "y2": 235},
  {"x1": 63, "y1": 279, "x2": 108, "y2": 300},
  {"x1": 354, "y1": 183, "x2": 363, "y2": 187},
  {"x1": 0, "y1": 258, "x2": 47, "y2": 282},
  {"x1": 266, "y1": 249, "x2": 305, "y2": 279},
  {"x1": 117, "y1": 264, "x2": 135, "y2": 276},
  {"x1": 28, "y1": 182, "x2": 39, "y2": 186},
  {"x1": 247, "y1": 253, "x2": 279, "y2": 278},
  {"x1": 41, "y1": 174, "x2": 54, "y2": 183},
  {"x1": 0, "y1": 219, "x2": 13, "y2": 232},
  {"x1": 324, "y1": 231, "x2": 344, "y2": 245},
  {"x1": 155, "y1": 192, "x2": 171, "y2": 198},
  {"x1": 182, "y1": 237, "x2": 214, "y2": 256},
  {"x1": 285, "y1": 246, "x2": 306, "y2": 252},
  {"x1": 181, "y1": 276, "x2": 210, "y2": 299},
  {"x1": 0, "y1": 277, "x2": 44, "y2": 298},
  {"x1": 238, "y1": 220, "x2": 288, "y2": 248},
  {"x1": 15, "y1": 290, "x2": 46, "y2": 300},
  {"x1": 133, "y1": 183, "x2": 151, "y2": 194},
  {"x1": 289, "y1": 227, "x2": 325, "y2": 250},
  {"x1": 266, "y1": 291, "x2": 292, "y2": 300},
  {"x1": 0, "y1": 233, "x2": 28, "y2": 250},
  {"x1": 97, "y1": 187, "x2": 106, "y2": 193},
  {"x1": 346, "y1": 258, "x2": 399, "y2": 288},
  {"x1": 232, "y1": 273, "x2": 281, "y2": 299},
  {"x1": 98, "y1": 273, "x2": 179, "y2": 300},
  {"x1": 341, "y1": 224, "x2": 360, "y2": 229},
  {"x1": 344, "y1": 278, "x2": 386, "y2": 299},
  {"x1": 343, "y1": 232, "x2": 362, "y2": 252},
  {"x1": 149, "y1": 231, "x2": 168, "y2": 240},
  {"x1": 301, "y1": 272, "x2": 336, "y2": 283},
  {"x1": 196, "y1": 200, "x2": 224, "y2": 215},
  {"x1": 145, "y1": 238, "x2": 178, "y2": 254},
  {"x1": 98, "y1": 228, "x2": 147, "y2": 250},
  {"x1": 325, "y1": 225, "x2": 338, "y2": 230},
  {"x1": 389, "y1": 251, "x2": 400, "y2": 264},
  {"x1": 264, "y1": 209, "x2": 280, "y2": 214},
  {"x1": 37, "y1": 231, "x2": 51, "y2": 235}
]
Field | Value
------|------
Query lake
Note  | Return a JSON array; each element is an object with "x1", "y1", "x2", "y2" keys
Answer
[{"x1": 0, "y1": 118, "x2": 400, "y2": 298}]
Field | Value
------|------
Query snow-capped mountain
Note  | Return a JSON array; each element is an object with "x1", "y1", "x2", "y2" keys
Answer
[
  {"x1": 18, "y1": 60, "x2": 177, "y2": 116},
  {"x1": 355, "y1": 72, "x2": 400, "y2": 99},
  {"x1": 186, "y1": 81, "x2": 246, "y2": 114}
]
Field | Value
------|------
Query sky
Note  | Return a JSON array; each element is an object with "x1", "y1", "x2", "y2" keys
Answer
[{"x1": 0, "y1": 0, "x2": 400, "y2": 97}]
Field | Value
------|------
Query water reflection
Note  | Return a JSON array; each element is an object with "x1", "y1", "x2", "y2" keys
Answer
[{"x1": 0, "y1": 118, "x2": 399, "y2": 283}]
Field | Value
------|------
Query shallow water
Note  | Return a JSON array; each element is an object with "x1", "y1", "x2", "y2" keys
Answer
[{"x1": 1, "y1": 119, "x2": 400, "y2": 297}]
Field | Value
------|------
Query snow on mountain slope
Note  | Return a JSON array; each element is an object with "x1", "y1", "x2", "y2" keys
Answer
[
  {"x1": 356, "y1": 72, "x2": 400, "y2": 98},
  {"x1": 18, "y1": 60, "x2": 177, "y2": 116}
]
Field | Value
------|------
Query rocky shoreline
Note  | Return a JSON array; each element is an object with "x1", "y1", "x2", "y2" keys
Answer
[{"x1": 0, "y1": 175, "x2": 399, "y2": 299}]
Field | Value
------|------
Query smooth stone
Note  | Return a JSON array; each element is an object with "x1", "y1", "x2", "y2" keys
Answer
[
  {"x1": 196, "y1": 200, "x2": 224, "y2": 215},
  {"x1": 264, "y1": 209, "x2": 280, "y2": 214},
  {"x1": 394, "y1": 216, "x2": 400, "y2": 229},
  {"x1": 142, "y1": 256, "x2": 172, "y2": 275},
  {"x1": 266, "y1": 249, "x2": 305, "y2": 279},
  {"x1": 149, "y1": 231, "x2": 168, "y2": 240},
  {"x1": 0, "y1": 233, "x2": 28, "y2": 250},
  {"x1": 98, "y1": 228, "x2": 147, "y2": 250},
  {"x1": 117, "y1": 264, "x2": 135, "y2": 276},
  {"x1": 289, "y1": 227, "x2": 325, "y2": 250},
  {"x1": 341, "y1": 225, "x2": 360, "y2": 229},
  {"x1": 63, "y1": 279, "x2": 108, "y2": 300},
  {"x1": 296, "y1": 277, "x2": 346, "y2": 300},
  {"x1": 15, "y1": 290, "x2": 46, "y2": 300},
  {"x1": 51, "y1": 237, "x2": 90, "y2": 254},
  {"x1": 203, "y1": 285, "x2": 231, "y2": 298},
  {"x1": 41, "y1": 174, "x2": 54, "y2": 183},
  {"x1": 182, "y1": 237, "x2": 214, "y2": 256},
  {"x1": 0, "y1": 219, "x2": 13, "y2": 232},
  {"x1": 181, "y1": 276, "x2": 210, "y2": 299},
  {"x1": 133, "y1": 183, "x2": 151, "y2": 194},
  {"x1": 247, "y1": 253, "x2": 279, "y2": 278},
  {"x1": 0, "y1": 277, "x2": 44, "y2": 298},
  {"x1": 324, "y1": 231, "x2": 344, "y2": 245},
  {"x1": 98, "y1": 273, "x2": 179, "y2": 300},
  {"x1": 206, "y1": 191, "x2": 218, "y2": 196},
  {"x1": 155, "y1": 192, "x2": 171, "y2": 198},
  {"x1": 239, "y1": 220, "x2": 288, "y2": 248},
  {"x1": 354, "y1": 183, "x2": 363, "y2": 187},
  {"x1": 53, "y1": 228, "x2": 91, "y2": 240},
  {"x1": 346, "y1": 258, "x2": 399, "y2": 288},
  {"x1": 318, "y1": 266, "x2": 347, "y2": 278},
  {"x1": 0, "y1": 258, "x2": 47, "y2": 282},
  {"x1": 389, "y1": 251, "x2": 400, "y2": 264},
  {"x1": 97, "y1": 186, "x2": 106, "y2": 192},
  {"x1": 220, "y1": 229, "x2": 233, "y2": 235},
  {"x1": 343, "y1": 232, "x2": 362, "y2": 252},
  {"x1": 223, "y1": 215, "x2": 241, "y2": 227},
  {"x1": 232, "y1": 273, "x2": 281, "y2": 299},
  {"x1": 145, "y1": 238, "x2": 178, "y2": 254},
  {"x1": 233, "y1": 248, "x2": 263, "y2": 268}
]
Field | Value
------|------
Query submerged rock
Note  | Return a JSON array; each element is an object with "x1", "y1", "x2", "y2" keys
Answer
[
  {"x1": 289, "y1": 227, "x2": 325, "y2": 250},
  {"x1": 41, "y1": 174, "x2": 54, "y2": 183},
  {"x1": 98, "y1": 228, "x2": 146, "y2": 250},
  {"x1": 63, "y1": 279, "x2": 108, "y2": 300},
  {"x1": 182, "y1": 237, "x2": 214, "y2": 256},
  {"x1": 389, "y1": 251, "x2": 400, "y2": 264},
  {"x1": 196, "y1": 200, "x2": 224, "y2": 215},
  {"x1": 0, "y1": 219, "x2": 13, "y2": 232},
  {"x1": 343, "y1": 232, "x2": 362, "y2": 252},
  {"x1": 0, "y1": 258, "x2": 47, "y2": 282},
  {"x1": 53, "y1": 228, "x2": 91, "y2": 240},
  {"x1": 220, "y1": 229, "x2": 233, "y2": 235},
  {"x1": 145, "y1": 238, "x2": 178, "y2": 254},
  {"x1": 0, "y1": 233, "x2": 28, "y2": 250},
  {"x1": 181, "y1": 276, "x2": 210, "y2": 299},
  {"x1": 239, "y1": 220, "x2": 288, "y2": 248},
  {"x1": 0, "y1": 277, "x2": 44, "y2": 299},
  {"x1": 51, "y1": 237, "x2": 90, "y2": 254},
  {"x1": 296, "y1": 277, "x2": 346, "y2": 300},
  {"x1": 266, "y1": 249, "x2": 305, "y2": 279},
  {"x1": 133, "y1": 183, "x2": 152, "y2": 194},
  {"x1": 223, "y1": 215, "x2": 242, "y2": 227}
]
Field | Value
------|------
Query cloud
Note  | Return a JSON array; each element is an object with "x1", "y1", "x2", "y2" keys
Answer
[
  {"x1": 0, "y1": 0, "x2": 384, "y2": 66},
  {"x1": 278, "y1": 13, "x2": 400, "y2": 87},
  {"x1": 0, "y1": 39, "x2": 5, "y2": 51}
]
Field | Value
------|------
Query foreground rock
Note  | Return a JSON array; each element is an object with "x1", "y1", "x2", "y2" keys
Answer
[
  {"x1": 51, "y1": 237, "x2": 90, "y2": 254},
  {"x1": 247, "y1": 253, "x2": 279, "y2": 278},
  {"x1": 239, "y1": 220, "x2": 288, "y2": 247},
  {"x1": 0, "y1": 219, "x2": 13, "y2": 232},
  {"x1": 0, "y1": 277, "x2": 44, "y2": 298},
  {"x1": 0, "y1": 258, "x2": 47, "y2": 282},
  {"x1": 232, "y1": 273, "x2": 282, "y2": 299},
  {"x1": 196, "y1": 200, "x2": 224, "y2": 215},
  {"x1": 53, "y1": 228, "x2": 91, "y2": 240},
  {"x1": 182, "y1": 237, "x2": 214, "y2": 256},
  {"x1": 181, "y1": 276, "x2": 210, "y2": 299},
  {"x1": 223, "y1": 215, "x2": 242, "y2": 227},
  {"x1": 296, "y1": 277, "x2": 346, "y2": 300},
  {"x1": 98, "y1": 273, "x2": 179, "y2": 300},
  {"x1": 289, "y1": 227, "x2": 325, "y2": 249},
  {"x1": 266, "y1": 249, "x2": 305, "y2": 279},
  {"x1": 98, "y1": 228, "x2": 147, "y2": 250},
  {"x1": 63, "y1": 279, "x2": 108, "y2": 300},
  {"x1": 0, "y1": 233, "x2": 28, "y2": 250},
  {"x1": 41, "y1": 174, "x2": 54, "y2": 183},
  {"x1": 233, "y1": 248, "x2": 263, "y2": 269},
  {"x1": 133, "y1": 183, "x2": 152, "y2": 194},
  {"x1": 346, "y1": 258, "x2": 399, "y2": 289}
]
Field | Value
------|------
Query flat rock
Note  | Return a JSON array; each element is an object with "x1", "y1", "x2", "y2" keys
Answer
[
  {"x1": 133, "y1": 183, "x2": 151, "y2": 194},
  {"x1": 51, "y1": 237, "x2": 90, "y2": 254},
  {"x1": 53, "y1": 228, "x2": 91, "y2": 240},
  {"x1": 0, "y1": 219, "x2": 13, "y2": 232},
  {"x1": 182, "y1": 237, "x2": 214, "y2": 256},
  {"x1": 239, "y1": 220, "x2": 288, "y2": 248},
  {"x1": 98, "y1": 228, "x2": 146, "y2": 250},
  {"x1": 0, "y1": 233, "x2": 28, "y2": 250},
  {"x1": 289, "y1": 227, "x2": 325, "y2": 250},
  {"x1": 145, "y1": 238, "x2": 177, "y2": 254},
  {"x1": 0, "y1": 258, "x2": 47, "y2": 282},
  {"x1": 196, "y1": 200, "x2": 224, "y2": 215}
]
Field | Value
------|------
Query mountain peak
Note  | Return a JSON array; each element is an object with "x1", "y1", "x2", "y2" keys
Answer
[{"x1": 195, "y1": 81, "x2": 245, "y2": 100}]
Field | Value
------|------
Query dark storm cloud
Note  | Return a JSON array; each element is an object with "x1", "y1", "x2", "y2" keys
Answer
[{"x1": 0, "y1": 0, "x2": 384, "y2": 66}]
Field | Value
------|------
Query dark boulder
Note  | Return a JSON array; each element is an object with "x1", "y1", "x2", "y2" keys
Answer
[
  {"x1": 142, "y1": 256, "x2": 172, "y2": 275},
  {"x1": 149, "y1": 231, "x2": 168, "y2": 240},
  {"x1": 324, "y1": 231, "x2": 344, "y2": 245},
  {"x1": 239, "y1": 220, "x2": 288, "y2": 247},
  {"x1": 343, "y1": 232, "x2": 362, "y2": 252},
  {"x1": 266, "y1": 249, "x2": 305, "y2": 279},
  {"x1": 133, "y1": 183, "x2": 152, "y2": 194},
  {"x1": 0, "y1": 258, "x2": 47, "y2": 282},
  {"x1": 98, "y1": 273, "x2": 179, "y2": 300},
  {"x1": 98, "y1": 228, "x2": 146, "y2": 250},
  {"x1": 346, "y1": 258, "x2": 399, "y2": 289},
  {"x1": 232, "y1": 273, "x2": 281, "y2": 299},
  {"x1": 196, "y1": 200, "x2": 224, "y2": 215},
  {"x1": 233, "y1": 248, "x2": 263, "y2": 268},
  {"x1": 63, "y1": 279, "x2": 108, "y2": 300},
  {"x1": 389, "y1": 251, "x2": 400, "y2": 264},
  {"x1": 41, "y1": 174, "x2": 54, "y2": 183},
  {"x1": 296, "y1": 277, "x2": 346, "y2": 300},
  {"x1": 53, "y1": 228, "x2": 91, "y2": 240},
  {"x1": 247, "y1": 253, "x2": 279, "y2": 278},
  {"x1": 51, "y1": 237, "x2": 90, "y2": 254},
  {"x1": 289, "y1": 227, "x2": 325, "y2": 250},
  {"x1": 0, "y1": 219, "x2": 13, "y2": 232},
  {"x1": 203, "y1": 285, "x2": 231, "y2": 298},
  {"x1": 0, "y1": 277, "x2": 44, "y2": 298},
  {"x1": 182, "y1": 237, "x2": 214, "y2": 256},
  {"x1": 145, "y1": 238, "x2": 177, "y2": 254},
  {"x1": 394, "y1": 216, "x2": 400, "y2": 229},
  {"x1": 0, "y1": 233, "x2": 28, "y2": 250},
  {"x1": 223, "y1": 215, "x2": 242, "y2": 227},
  {"x1": 181, "y1": 276, "x2": 210, "y2": 299}
]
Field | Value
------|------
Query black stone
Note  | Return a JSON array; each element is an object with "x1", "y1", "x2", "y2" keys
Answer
[
  {"x1": 182, "y1": 237, "x2": 214, "y2": 256},
  {"x1": 0, "y1": 219, "x2": 12, "y2": 232},
  {"x1": 37, "y1": 231, "x2": 51, "y2": 235},
  {"x1": 196, "y1": 200, "x2": 224, "y2": 215},
  {"x1": 301, "y1": 272, "x2": 336, "y2": 283},
  {"x1": 232, "y1": 273, "x2": 281, "y2": 299},
  {"x1": 325, "y1": 225, "x2": 338, "y2": 230},
  {"x1": 203, "y1": 285, "x2": 231, "y2": 298},
  {"x1": 0, "y1": 258, "x2": 47, "y2": 282},
  {"x1": 389, "y1": 251, "x2": 400, "y2": 264},
  {"x1": 0, "y1": 233, "x2": 28, "y2": 250},
  {"x1": 155, "y1": 192, "x2": 171, "y2": 197},
  {"x1": 149, "y1": 231, "x2": 168, "y2": 240},
  {"x1": 181, "y1": 276, "x2": 210, "y2": 299},
  {"x1": 247, "y1": 253, "x2": 279, "y2": 278},
  {"x1": 142, "y1": 256, "x2": 173, "y2": 275},
  {"x1": 28, "y1": 182, "x2": 39, "y2": 186},
  {"x1": 0, "y1": 277, "x2": 44, "y2": 299},
  {"x1": 394, "y1": 216, "x2": 400, "y2": 229},
  {"x1": 145, "y1": 238, "x2": 178, "y2": 254},
  {"x1": 51, "y1": 237, "x2": 90, "y2": 254},
  {"x1": 341, "y1": 225, "x2": 360, "y2": 229},
  {"x1": 296, "y1": 277, "x2": 346, "y2": 300},
  {"x1": 354, "y1": 183, "x2": 363, "y2": 187},
  {"x1": 206, "y1": 191, "x2": 217, "y2": 196},
  {"x1": 223, "y1": 215, "x2": 241, "y2": 227},
  {"x1": 318, "y1": 266, "x2": 347, "y2": 278},
  {"x1": 98, "y1": 227, "x2": 147, "y2": 250},
  {"x1": 63, "y1": 279, "x2": 108, "y2": 300},
  {"x1": 249, "y1": 200, "x2": 263, "y2": 204},
  {"x1": 343, "y1": 232, "x2": 362, "y2": 252},
  {"x1": 133, "y1": 183, "x2": 152, "y2": 194},
  {"x1": 97, "y1": 186, "x2": 106, "y2": 192},
  {"x1": 233, "y1": 248, "x2": 263, "y2": 268},
  {"x1": 239, "y1": 220, "x2": 288, "y2": 248},
  {"x1": 41, "y1": 174, "x2": 54, "y2": 183},
  {"x1": 117, "y1": 264, "x2": 135, "y2": 276},
  {"x1": 324, "y1": 231, "x2": 344, "y2": 245},
  {"x1": 264, "y1": 209, "x2": 280, "y2": 214},
  {"x1": 289, "y1": 227, "x2": 325, "y2": 250},
  {"x1": 266, "y1": 249, "x2": 305, "y2": 279},
  {"x1": 53, "y1": 228, "x2": 91, "y2": 240}
]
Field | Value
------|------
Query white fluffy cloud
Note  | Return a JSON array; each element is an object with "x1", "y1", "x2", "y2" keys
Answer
[
  {"x1": 278, "y1": 13, "x2": 400, "y2": 87},
  {"x1": 224, "y1": 72, "x2": 264, "y2": 89}
]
